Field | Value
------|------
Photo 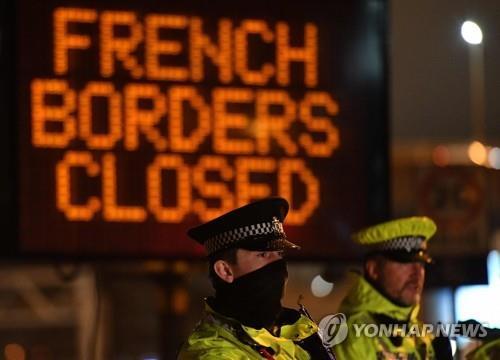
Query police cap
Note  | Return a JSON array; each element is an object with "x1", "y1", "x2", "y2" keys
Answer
[
  {"x1": 353, "y1": 216, "x2": 437, "y2": 263},
  {"x1": 188, "y1": 197, "x2": 300, "y2": 256}
]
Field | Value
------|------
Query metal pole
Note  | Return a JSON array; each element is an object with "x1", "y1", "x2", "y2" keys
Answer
[{"x1": 468, "y1": 43, "x2": 485, "y2": 141}]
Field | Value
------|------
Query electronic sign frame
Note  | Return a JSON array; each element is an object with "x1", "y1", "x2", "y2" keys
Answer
[{"x1": 1, "y1": 0, "x2": 389, "y2": 259}]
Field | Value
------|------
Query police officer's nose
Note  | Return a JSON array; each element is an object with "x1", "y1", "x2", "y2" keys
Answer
[{"x1": 409, "y1": 261, "x2": 424, "y2": 276}]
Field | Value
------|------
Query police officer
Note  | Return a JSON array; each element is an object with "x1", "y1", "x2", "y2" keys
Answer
[
  {"x1": 334, "y1": 217, "x2": 452, "y2": 359},
  {"x1": 467, "y1": 337, "x2": 500, "y2": 359},
  {"x1": 178, "y1": 197, "x2": 334, "y2": 359},
  {"x1": 458, "y1": 320, "x2": 500, "y2": 359}
]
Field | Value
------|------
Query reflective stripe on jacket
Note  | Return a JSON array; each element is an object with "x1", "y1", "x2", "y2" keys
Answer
[
  {"x1": 334, "y1": 272, "x2": 435, "y2": 360},
  {"x1": 178, "y1": 303, "x2": 317, "y2": 359},
  {"x1": 466, "y1": 338, "x2": 500, "y2": 360}
]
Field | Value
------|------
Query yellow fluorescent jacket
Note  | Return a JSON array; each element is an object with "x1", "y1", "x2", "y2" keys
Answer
[
  {"x1": 466, "y1": 338, "x2": 500, "y2": 360},
  {"x1": 334, "y1": 273, "x2": 435, "y2": 360},
  {"x1": 178, "y1": 303, "x2": 318, "y2": 359}
]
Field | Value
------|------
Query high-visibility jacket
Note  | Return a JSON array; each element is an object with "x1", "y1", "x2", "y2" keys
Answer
[
  {"x1": 178, "y1": 303, "x2": 318, "y2": 359},
  {"x1": 334, "y1": 273, "x2": 436, "y2": 360},
  {"x1": 466, "y1": 338, "x2": 500, "y2": 359}
]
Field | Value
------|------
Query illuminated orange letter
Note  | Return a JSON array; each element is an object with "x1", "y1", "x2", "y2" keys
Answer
[
  {"x1": 169, "y1": 86, "x2": 211, "y2": 152},
  {"x1": 276, "y1": 22, "x2": 318, "y2": 87},
  {"x1": 100, "y1": 11, "x2": 143, "y2": 78},
  {"x1": 192, "y1": 156, "x2": 234, "y2": 221},
  {"x1": 145, "y1": 14, "x2": 189, "y2": 81},
  {"x1": 278, "y1": 158, "x2": 319, "y2": 225},
  {"x1": 255, "y1": 90, "x2": 297, "y2": 155},
  {"x1": 102, "y1": 153, "x2": 147, "y2": 222},
  {"x1": 56, "y1": 151, "x2": 101, "y2": 220},
  {"x1": 235, "y1": 156, "x2": 276, "y2": 206},
  {"x1": 124, "y1": 83, "x2": 167, "y2": 151},
  {"x1": 190, "y1": 17, "x2": 232, "y2": 83},
  {"x1": 31, "y1": 79, "x2": 76, "y2": 148},
  {"x1": 212, "y1": 87, "x2": 255, "y2": 154},
  {"x1": 299, "y1": 91, "x2": 340, "y2": 157},
  {"x1": 53, "y1": 7, "x2": 97, "y2": 75},
  {"x1": 147, "y1": 154, "x2": 191, "y2": 222},
  {"x1": 234, "y1": 20, "x2": 275, "y2": 85},
  {"x1": 79, "y1": 82, "x2": 122, "y2": 149}
]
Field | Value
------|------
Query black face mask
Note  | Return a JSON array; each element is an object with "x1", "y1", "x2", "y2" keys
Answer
[{"x1": 213, "y1": 259, "x2": 288, "y2": 329}]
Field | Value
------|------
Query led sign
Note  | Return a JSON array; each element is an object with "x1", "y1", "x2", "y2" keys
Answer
[{"x1": 12, "y1": 0, "x2": 388, "y2": 257}]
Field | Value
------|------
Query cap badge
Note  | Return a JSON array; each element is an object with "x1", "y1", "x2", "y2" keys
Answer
[{"x1": 272, "y1": 217, "x2": 283, "y2": 236}]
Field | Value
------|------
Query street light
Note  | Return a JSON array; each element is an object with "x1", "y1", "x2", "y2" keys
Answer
[{"x1": 461, "y1": 21, "x2": 483, "y2": 45}]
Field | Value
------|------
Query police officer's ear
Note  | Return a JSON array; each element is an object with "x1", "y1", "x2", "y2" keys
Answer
[
  {"x1": 213, "y1": 260, "x2": 235, "y2": 283},
  {"x1": 365, "y1": 257, "x2": 380, "y2": 282}
]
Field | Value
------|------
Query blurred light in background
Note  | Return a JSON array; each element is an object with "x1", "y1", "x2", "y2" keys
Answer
[
  {"x1": 141, "y1": 356, "x2": 159, "y2": 360},
  {"x1": 310, "y1": 274, "x2": 334, "y2": 298},
  {"x1": 487, "y1": 250, "x2": 500, "y2": 286},
  {"x1": 468, "y1": 141, "x2": 487, "y2": 166},
  {"x1": 455, "y1": 251, "x2": 500, "y2": 327},
  {"x1": 4, "y1": 344, "x2": 26, "y2": 360},
  {"x1": 450, "y1": 339, "x2": 457, "y2": 357},
  {"x1": 424, "y1": 288, "x2": 455, "y2": 324},
  {"x1": 461, "y1": 21, "x2": 483, "y2": 45},
  {"x1": 455, "y1": 285, "x2": 497, "y2": 325},
  {"x1": 431, "y1": 145, "x2": 451, "y2": 167},
  {"x1": 488, "y1": 147, "x2": 500, "y2": 169},
  {"x1": 429, "y1": 142, "x2": 500, "y2": 169}
]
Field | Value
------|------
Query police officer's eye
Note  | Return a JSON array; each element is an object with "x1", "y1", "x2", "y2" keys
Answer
[{"x1": 258, "y1": 252, "x2": 268, "y2": 258}]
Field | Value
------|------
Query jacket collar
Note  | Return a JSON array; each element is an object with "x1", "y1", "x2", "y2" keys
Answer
[
  {"x1": 204, "y1": 299, "x2": 317, "y2": 345},
  {"x1": 340, "y1": 272, "x2": 420, "y2": 322}
]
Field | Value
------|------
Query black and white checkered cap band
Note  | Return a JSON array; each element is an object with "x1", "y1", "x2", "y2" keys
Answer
[
  {"x1": 378, "y1": 236, "x2": 425, "y2": 253},
  {"x1": 205, "y1": 219, "x2": 285, "y2": 255}
]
